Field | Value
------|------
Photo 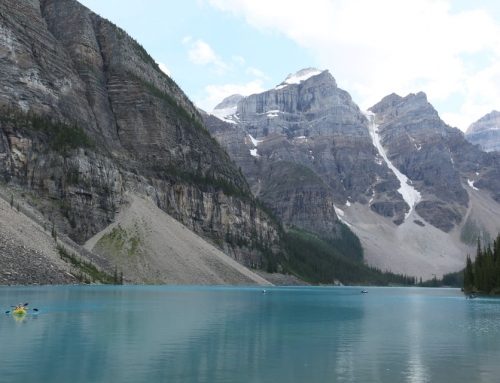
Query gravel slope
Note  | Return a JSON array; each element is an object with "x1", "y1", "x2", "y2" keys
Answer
[
  {"x1": 0, "y1": 192, "x2": 76, "y2": 285},
  {"x1": 0, "y1": 187, "x2": 292, "y2": 287},
  {"x1": 86, "y1": 193, "x2": 273, "y2": 286}
]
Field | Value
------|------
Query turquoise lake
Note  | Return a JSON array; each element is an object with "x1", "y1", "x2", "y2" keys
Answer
[{"x1": 1, "y1": 286, "x2": 500, "y2": 382}]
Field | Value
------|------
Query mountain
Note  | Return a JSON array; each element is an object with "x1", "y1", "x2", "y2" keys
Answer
[
  {"x1": 207, "y1": 69, "x2": 388, "y2": 237},
  {"x1": 0, "y1": 0, "x2": 281, "y2": 285},
  {"x1": 465, "y1": 110, "x2": 500, "y2": 152},
  {"x1": 3, "y1": 0, "x2": 498, "y2": 285},
  {"x1": 206, "y1": 69, "x2": 500, "y2": 279}
]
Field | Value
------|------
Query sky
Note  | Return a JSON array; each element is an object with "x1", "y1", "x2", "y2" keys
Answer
[{"x1": 77, "y1": 0, "x2": 500, "y2": 132}]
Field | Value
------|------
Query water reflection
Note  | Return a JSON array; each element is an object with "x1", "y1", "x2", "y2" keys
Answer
[
  {"x1": 11, "y1": 313, "x2": 26, "y2": 323},
  {"x1": 405, "y1": 293, "x2": 429, "y2": 383},
  {"x1": 142, "y1": 287, "x2": 366, "y2": 382},
  {"x1": 2, "y1": 287, "x2": 500, "y2": 382}
]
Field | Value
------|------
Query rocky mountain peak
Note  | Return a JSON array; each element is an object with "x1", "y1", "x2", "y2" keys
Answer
[
  {"x1": 369, "y1": 93, "x2": 403, "y2": 112},
  {"x1": 205, "y1": 63, "x2": 500, "y2": 279},
  {"x1": 465, "y1": 110, "x2": 500, "y2": 152},
  {"x1": 210, "y1": 94, "x2": 244, "y2": 124},
  {"x1": 214, "y1": 94, "x2": 244, "y2": 110},
  {"x1": 371, "y1": 92, "x2": 429, "y2": 113},
  {"x1": 370, "y1": 91, "x2": 439, "y2": 126},
  {"x1": 275, "y1": 67, "x2": 329, "y2": 89},
  {"x1": 467, "y1": 110, "x2": 500, "y2": 132}
]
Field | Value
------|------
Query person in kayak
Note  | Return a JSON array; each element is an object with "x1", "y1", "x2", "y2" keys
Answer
[{"x1": 15, "y1": 303, "x2": 24, "y2": 311}]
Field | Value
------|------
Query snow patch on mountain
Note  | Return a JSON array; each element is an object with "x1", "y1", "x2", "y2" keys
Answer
[
  {"x1": 248, "y1": 134, "x2": 262, "y2": 147},
  {"x1": 334, "y1": 206, "x2": 344, "y2": 217},
  {"x1": 468, "y1": 179, "x2": 479, "y2": 190},
  {"x1": 275, "y1": 68, "x2": 323, "y2": 90},
  {"x1": 266, "y1": 110, "x2": 280, "y2": 118},
  {"x1": 210, "y1": 106, "x2": 237, "y2": 124},
  {"x1": 334, "y1": 205, "x2": 352, "y2": 227},
  {"x1": 365, "y1": 111, "x2": 421, "y2": 219}
]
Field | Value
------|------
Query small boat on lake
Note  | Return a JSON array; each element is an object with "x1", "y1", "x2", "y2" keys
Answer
[
  {"x1": 361, "y1": 290, "x2": 368, "y2": 293},
  {"x1": 12, "y1": 308, "x2": 26, "y2": 315}
]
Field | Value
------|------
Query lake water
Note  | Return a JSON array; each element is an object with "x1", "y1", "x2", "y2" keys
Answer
[{"x1": 1, "y1": 286, "x2": 500, "y2": 383}]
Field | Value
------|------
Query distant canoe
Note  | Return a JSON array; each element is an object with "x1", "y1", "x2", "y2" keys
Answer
[
  {"x1": 13, "y1": 308, "x2": 26, "y2": 315},
  {"x1": 361, "y1": 290, "x2": 368, "y2": 293}
]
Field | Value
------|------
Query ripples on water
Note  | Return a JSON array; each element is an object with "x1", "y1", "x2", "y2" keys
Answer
[{"x1": 1, "y1": 286, "x2": 500, "y2": 383}]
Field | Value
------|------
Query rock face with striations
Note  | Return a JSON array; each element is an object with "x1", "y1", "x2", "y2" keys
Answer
[
  {"x1": 206, "y1": 69, "x2": 407, "y2": 236},
  {"x1": 0, "y1": 0, "x2": 280, "y2": 279},
  {"x1": 206, "y1": 69, "x2": 500, "y2": 278},
  {"x1": 465, "y1": 110, "x2": 500, "y2": 152},
  {"x1": 369, "y1": 92, "x2": 469, "y2": 232}
]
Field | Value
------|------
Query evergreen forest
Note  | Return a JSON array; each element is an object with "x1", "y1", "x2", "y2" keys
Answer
[
  {"x1": 463, "y1": 234, "x2": 500, "y2": 294},
  {"x1": 279, "y1": 226, "x2": 420, "y2": 286}
]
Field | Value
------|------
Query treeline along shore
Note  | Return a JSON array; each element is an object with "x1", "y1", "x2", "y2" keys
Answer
[{"x1": 463, "y1": 234, "x2": 500, "y2": 294}]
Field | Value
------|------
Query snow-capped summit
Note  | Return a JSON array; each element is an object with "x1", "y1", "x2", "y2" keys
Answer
[
  {"x1": 214, "y1": 94, "x2": 244, "y2": 110},
  {"x1": 276, "y1": 68, "x2": 324, "y2": 90},
  {"x1": 210, "y1": 94, "x2": 244, "y2": 124}
]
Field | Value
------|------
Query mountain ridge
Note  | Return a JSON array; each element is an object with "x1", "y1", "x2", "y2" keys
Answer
[
  {"x1": 3, "y1": 0, "x2": 499, "y2": 285},
  {"x1": 206, "y1": 68, "x2": 500, "y2": 279},
  {"x1": 465, "y1": 110, "x2": 500, "y2": 152},
  {"x1": 0, "y1": 0, "x2": 284, "y2": 285}
]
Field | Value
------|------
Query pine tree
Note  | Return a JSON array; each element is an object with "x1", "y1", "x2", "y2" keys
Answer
[
  {"x1": 485, "y1": 245, "x2": 494, "y2": 292},
  {"x1": 494, "y1": 234, "x2": 500, "y2": 289},
  {"x1": 464, "y1": 254, "x2": 474, "y2": 291},
  {"x1": 474, "y1": 238, "x2": 483, "y2": 291}
]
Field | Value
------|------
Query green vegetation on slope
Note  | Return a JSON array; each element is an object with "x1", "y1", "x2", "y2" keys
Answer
[
  {"x1": 127, "y1": 72, "x2": 209, "y2": 138},
  {"x1": 263, "y1": 161, "x2": 327, "y2": 193},
  {"x1": 460, "y1": 216, "x2": 491, "y2": 246},
  {"x1": 278, "y1": 225, "x2": 419, "y2": 286},
  {"x1": 0, "y1": 111, "x2": 95, "y2": 152},
  {"x1": 150, "y1": 163, "x2": 252, "y2": 201},
  {"x1": 417, "y1": 271, "x2": 463, "y2": 288},
  {"x1": 95, "y1": 224, "x2": 144, "y2": 259},
  {"x1": 58, "y1": 246, "x2": 122, "y2": 285}
]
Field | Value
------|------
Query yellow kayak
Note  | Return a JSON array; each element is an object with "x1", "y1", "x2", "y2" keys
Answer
[{"x1": 13, "y1": 308, "x2": 26, "y2": 315}]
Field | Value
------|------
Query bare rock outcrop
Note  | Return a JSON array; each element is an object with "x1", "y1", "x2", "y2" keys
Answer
[
  {"x1": 0, "y1": 0, "x2": 282, "y2": 284},
  {"x1": 206, "y1": 69, "x2": 407, "y2": 236},
  {"x1": 465, "y1": 110, "x2": 500, "y2": 153}
]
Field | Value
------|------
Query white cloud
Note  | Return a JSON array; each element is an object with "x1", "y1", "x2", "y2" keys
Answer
[
  {"x1": 232, "y1": 55, "x2": 245, "y2": 65},
  {"x1": 245, "y1": 67, "x2": 267, "y2": 79},
  {"x1": 181, "y1": 36, "x2": 192, "y2": 44},
  {"x1": 185, "y1": 39, "x2": 230, "y2": 72},
  {"x1": 156, "y1": 61, "x2": 171, "y2": 77},
  {"x1": 195, "y1": 80, "x2": 266, "y2": 111},
  {"x1": 208, "y1": 0, "x2": 500, "y2": 131},
  {"x1": 187, "y1": 39, "x2": 218, "y2": 65}
]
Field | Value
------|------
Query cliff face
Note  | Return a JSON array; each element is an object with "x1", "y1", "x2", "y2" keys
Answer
[
  {"x1": 369, "y1": 92, "x2": 469, "y2": 232},
  {"x1": 206, "y1": 69, "x2": 406, "y2": 236},
  {"x1": 465, "y1": 110, "x2": 500, "y2": 153},
  {"x1": 206, "y1": 70, "x2": 500, "y2": 278},
  {"x1": 0, "y1": 0, "x2": 280, "y2": 278},
  {"x1": 371, "y1": 93, "x2": 500, "y2": 227}
]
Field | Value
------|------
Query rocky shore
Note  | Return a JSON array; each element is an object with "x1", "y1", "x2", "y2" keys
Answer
[
  {"x1": 254, "y1": 270, "x2": 310, "y2": 286},
  {"x1": 0, "y1": 191, "x2": 77, "y2": 286}
]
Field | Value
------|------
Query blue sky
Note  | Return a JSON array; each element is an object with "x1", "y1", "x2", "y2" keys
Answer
[{"x1": 77, "y1": 0, "x2": 500, "y2": 132}]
